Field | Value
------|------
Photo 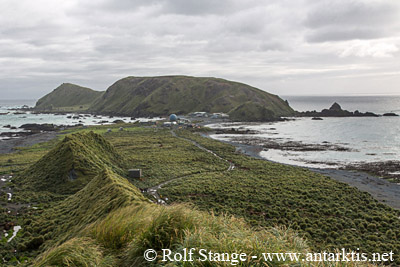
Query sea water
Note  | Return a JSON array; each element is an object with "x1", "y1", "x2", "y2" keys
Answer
[
  {"x1": 208, "y1": 95, "x2": 400, "y2": 168},
  {"x1": 0, "y1": 99, "x2": 160, "y2": 139}
]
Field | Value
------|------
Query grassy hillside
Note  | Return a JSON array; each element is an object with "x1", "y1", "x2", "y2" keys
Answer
[
  {"x1": 2, "y1": 131, "x2": 312, "y2": 266},
  {"x1": 1, "y1": 125, "x2": 396, "y2": 265},
  {"x1": 16, "y1": 131, "x2": 127, "y2": 195},
  {"x1": 35, "y1": 83, "x2": 103, "y2": 111},
  {"x1": 30, "y1": 169, "x2": 309, "y2": 266},
  {"x1": 22, "y1": 169, "x2": 146, "y2": 252},
  {"x1": 89, "y1": 76, "x2": 294, "y2": 121},
  {"x1": 159, "y1": 130, "x2": 400, "y2": 262}
]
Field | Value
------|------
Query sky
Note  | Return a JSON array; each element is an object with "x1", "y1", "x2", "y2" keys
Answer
[{"x1": 1, "y1": 0, "x2": 400, "y2": 99}]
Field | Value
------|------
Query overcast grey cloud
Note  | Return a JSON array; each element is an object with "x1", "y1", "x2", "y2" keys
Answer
[{"x1": 0, "y1": 0, "x2": 399, "y2": 99}]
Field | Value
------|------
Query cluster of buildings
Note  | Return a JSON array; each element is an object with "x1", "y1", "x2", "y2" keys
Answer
[
  {"x1": 134, "y1": 112, "x2": 229, "y2": 128},
  {"x1": 188, "y1": 112, "x2": 229, "y2": 119},
  {"x1": 162, "y1": 114, "x2": 195, "y2": 128}
]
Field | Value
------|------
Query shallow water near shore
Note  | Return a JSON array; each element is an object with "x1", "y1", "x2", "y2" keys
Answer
[
  {"x1": 207, "y1": 95, "x2": 400, "y2": 170},
  {"x1": 0, "y1": 99, "x2": 161, "y2": 139}
]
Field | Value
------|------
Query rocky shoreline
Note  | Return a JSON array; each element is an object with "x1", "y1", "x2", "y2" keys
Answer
[
  {"x1": 211, "y1": 132, "x2": 400, "y2": 183},
  {"x1": 0, "y1": 132, "x2": 59, "y2": 154},
  {"x1": 344, "y1": 161, "x2": 400, "y2": 183},
  {"x1": 227, "y1": 135, "x2": 353, "y2": 152},
  {"x1": 202, "y1": 131, "x2": 400, "y2": 210}
]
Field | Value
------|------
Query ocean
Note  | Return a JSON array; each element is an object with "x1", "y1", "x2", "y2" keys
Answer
[
  {"x1": 0, "y1": 99, "x2": 158, "y2": 139},
  {"x1": 2, "y1": 96, "x2": 400, "y2": 169},
  {"x1": 208, "y1": 95, "x2": 400, "y2": 169}
]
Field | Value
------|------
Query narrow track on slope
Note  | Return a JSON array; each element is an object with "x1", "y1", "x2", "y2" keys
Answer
[
  {"x1": 144, "y1": 130, "x2": 235, "y2": 204},
  {"x1": 170, "y1": 130, "x2": 235, "y2": 171}
]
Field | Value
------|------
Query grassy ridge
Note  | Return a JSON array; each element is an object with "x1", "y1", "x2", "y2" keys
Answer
[
  {"x1": 35, "y1": 201, "x2": 310, "y2": 266},
  {"x1": 10, "y1": 132, "x2": 310, "y2": 266},
  {"x1": 35, "y1": 83, "x2": 103, "y2": 111},
  {"x1": 158, "y1": 130, "x2": 400, "y2": 263},
  {"x1": 20, "y1": 169, "x2": 146, "y2": 254},
  {"x1": 1, "y1": 125, "x2": 397, "y2": 265},
  {"x1": 17, "y1": 131, "x2": 127, "y2": 195}
]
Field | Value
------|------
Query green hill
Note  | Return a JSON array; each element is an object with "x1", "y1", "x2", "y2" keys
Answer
[
  {"x1": 10, "y1": 134, "x2": 309, "y2": 266},
  {"x1": 30, "y1": 169, "x2": 308, "y2": 266},
  {"x1": 35, "y1": 83, "x2": 103, "y2": 111},
  {"x1": 17, "y1": 131, "x2": 127, "y2": 194},
  {"x1": 89, "y1": 76, "x2": 294, "y2": 121},
  {"x1": 3, "y1": 125, "x2": 397, "y2": 265},
  {"x1": 34, "y1": 76, "x2": 294, "y2": 121}
]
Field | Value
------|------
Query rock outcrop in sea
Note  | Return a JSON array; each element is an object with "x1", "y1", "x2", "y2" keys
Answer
[{"x1": 299, "y1": 102, "x2": 380, "y2": 117}]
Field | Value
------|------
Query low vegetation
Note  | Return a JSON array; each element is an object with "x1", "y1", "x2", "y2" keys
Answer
[
  {"x1": 35, "y1": 83, "x2": 103, "y2": 111},
  {"x1": 0, "y1": 124, "x2": 398, "y2": 266},
  {"x1": 16, "y1": 131, "x2": 127, "y2": 195},
  {"x1": 159, "y1": 130, "x2": 400, "y2": 262},
  {"x1": 34, "y1": 76, "x2": 295, "y2": 121}
]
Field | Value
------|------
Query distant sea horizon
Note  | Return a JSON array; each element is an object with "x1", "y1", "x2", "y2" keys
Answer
[
  {"x1": 282, "y1": 94, "x2": 400, "y2": 114},
  {"x1": 208, "y1": 94, "x2": 400, "y2": 169},
  {"x1": 2, "y1": 93, "x2": 400, "y2": 110},
  {"x1": 2, "y1": 95, "x2": 400, "y2": 169}
]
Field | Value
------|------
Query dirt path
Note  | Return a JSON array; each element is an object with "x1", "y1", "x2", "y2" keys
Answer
[
  {"x1": 171, "y1": 130, "x2": 235, "y2": 171},
  {"x1": 144, "y1": 130, "x2": 235, "y2": 204},
  {"x1": 145, "y1": 173, "x2": 198, "y2": 205}
]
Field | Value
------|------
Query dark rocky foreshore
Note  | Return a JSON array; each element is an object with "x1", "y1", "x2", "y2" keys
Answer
[
  {"x1": 312, "y1": 168, "x2": 400, "y2": 210},
  {"x1": 0, "y1": 123, "x2": 79, "y2": 141},
  {"x1": 226, "y1": 135, "x2": 353, "y2": 152},
  {"x1": 0, "y1": 132, "x2": 59, "y2": 154},
  {"x1": 345, "y1": 161, "x2": 400, "y2": 183},
  {"x1": 202, "y1": 132, "x2": 400, "y2": 210}
]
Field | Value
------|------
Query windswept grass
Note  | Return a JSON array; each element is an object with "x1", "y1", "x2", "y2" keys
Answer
[
  {"x1": 17, "y1": 131, "x2": 127, "y2": 194},
  {"x1": 121, "y1": 208, "x2": 307, "y2": 266},
  {"x1": 1, "y1": 126, "x2": 397, "y2": 266},
  {"x1": 34, "y1": 237, "x2": 115, "y2": 267},
  {"x1": 159, "y1": 129, "x2": 400, "y2": 264},
  {"x1": 19, "y1": 169, "x2": 146, "y2": 252},
  {"x1": 85, "y1": 203, "x2": 309, "y2": 266},
  {"x1": 43, "y1": 201, "x2": 375, "y2": 267}
]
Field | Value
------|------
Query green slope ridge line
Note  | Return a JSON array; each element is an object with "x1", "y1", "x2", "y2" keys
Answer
[
  {"x1": 17, "y1": 131, "x2": 127, "y2": 194},
  {"x1": 158, "y1": 129, "x2": 400, "y2": 263},
  {"x1": 5, "y1": 126, "x2": 394, "y2": 266},
  {"x1": 32, "y1": 169, "x2": 310, "y2": 266},
  {"x1": 34, "y1": 76, "x2": 295, "y2": 121},
  {"x1": 35, "y1": 83, "x2": 103, "y2": 111}
]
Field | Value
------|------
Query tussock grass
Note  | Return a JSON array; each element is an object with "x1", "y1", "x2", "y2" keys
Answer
[
  {"x1": 17, "y1": 131, "x2": 127, "y2": 194},
  {"x1": 33, "y1": 237, "x2": 114, "y2": 267},
  {"x1": 88, "y1": 203, "x2": 309, "y2": 266},
  {"x1": 21, "y1": 168, "x2": 146, "y2": 254},
  {"x1": 168, "y1": 130, "x2": 400, "y2": 265},
  {"x1": 3, "y1": 127, "x2": 392, "y2": 266}
]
